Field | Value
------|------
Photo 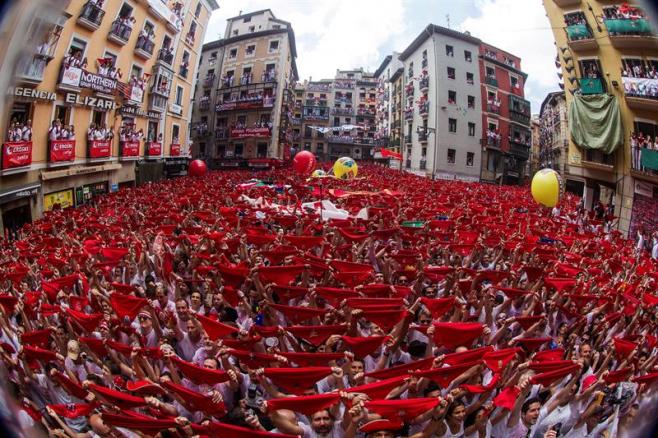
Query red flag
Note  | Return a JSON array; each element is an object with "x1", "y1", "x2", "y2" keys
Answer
[
  {"x1": 267, "y1": 393, "x2": 340, "y2": 416},
  {"x1": 263, "y1": 367, "x2": 332, "y2": 395},
  {"x1": 341, "y1": 335, "x2": 387, "y2": 358},
  {"x1": 47, "y1": 403, "x2": 95, "y2": 418},
  {"x1": 171, "y1": 356, "x2": 229, "y2": 385},
  {"x1": 196, "y1": 313, "x2": 239, "y2": 340},
  {"x1": 432, "y1": 322, "x2": 483, "y2": 349},
  {"x1": 109, "y1": 293, "x2": 147, "y2": 320},
  {"x1": 365, "y1": 398, "x2": 440, "y2": 421}
]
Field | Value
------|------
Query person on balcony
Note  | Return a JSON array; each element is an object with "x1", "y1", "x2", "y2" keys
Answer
[
  {"x1": 20, "y1": 120, "x2": 32, "y2": 142},
  {"x1": 48, "y1": 120, "x2": 61, "y2": 141}
]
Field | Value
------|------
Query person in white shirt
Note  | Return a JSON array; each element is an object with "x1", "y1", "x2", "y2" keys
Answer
[
  {"x1": 21, "y1": 120, "x2": 32, "y2": 141},
  {"x1": 48, "y1": 120, "x2": 61, "y2": 141}
]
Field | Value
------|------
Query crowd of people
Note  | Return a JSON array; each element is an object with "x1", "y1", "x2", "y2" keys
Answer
[
  {"x1": 621, "y1": 60, "x2": 658, "y2": 80},
  {"x1": 5, "y1": 119, "x2": 32, "y2": 142},
  {"x1": 96, "y1": 58, "x2": 122, "y2": 80},
  {"x1": 118, "y1": 123, "x2": 145, "y2": 143},
  {"x1": 48, "y1": 119, "x2": 76, "y2": 141},
  {"x1": 0, "y1": 165, "x2": 657, "y2": 438},
  {"x1": 86, "y1": 123, "x2": 114, "y2": 143},
  {"x1": 63, "y1": 49, "x2": 88, "y2": 70}
]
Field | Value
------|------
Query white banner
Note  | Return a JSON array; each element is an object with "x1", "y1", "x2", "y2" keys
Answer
[{"x1": 622, "y1": 76, "x2": 658, "y2": 98}]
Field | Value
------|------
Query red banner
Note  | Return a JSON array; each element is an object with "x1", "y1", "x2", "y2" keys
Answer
[
  {"x1": 49, "y1": 140, "x2": 75, "y2": 163},
  {"x1": 380, "y1": 148, "x2": 402, "y2": 160},
  {"x1": 147, "y1": 142, "x2": 162, "y2": 156},
  {"x1": 88, "y1": 140, "x2": 111, "y2": 159},
  {"x1": 230, "y1": 127, "x2": 271, "y2": 139},
  {"x1": 120, "y1": 141, "x2": 140, "y2": 158},
  {"x1": 2, "y1": 141, "x2": 32, "y2": 170},
  {"x1": 170, "y1": 143, "x2": 181, "y2": 157}
]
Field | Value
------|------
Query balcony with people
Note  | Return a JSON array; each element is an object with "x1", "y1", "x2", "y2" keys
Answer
[
  {"x1": 331, "y1": 107, "x2": 353, "y2": 116},
  {"x1": 509, "y1": 95, "x2": 531, "y2": 125},
  {"x1": 216, "y1": 89, "x2": 274, "y2": 112},
  {"x1": 303, "y1": 109, "x2": 329, "y2": 122},
  {"x1": 508, "y1": 129, "x2": 532, "y2": 159},
  {"x1": 240, "y1": 73, "x2": 253, "y2": 86},
  {"x1": 108, "y1": 15, "x2": 135, "y2": 46},
  {"x1": 135, "y1": 28, "x2": 155, "y2": 60},
  {"x1": 419, "y1": 74, "x2": 430, "y2": 92},
  {"x1": 631, "y1": 130, "x2": 658, "y2": 180},
  {"x1": 157, "y1": 46, "x2": 174, "y2": 66},
  {"x1": 485, "y1": 129, "x2": 502, "y2": 149},
  {"x1": 305, "y1": 97, "x2": 328, "y2": 107},
  {"x1": 419, "y1": 100, "x2": 429, "y2": 117},
  {"x1": 308, "y1": 83, "x2": 332, "y2": 92},
  {"x1": 621, "y1": 59, "x2": 658, "y2": 110},
  {"x1": 203, "y1": 73, "x2": 215, "y2": 88},
  {"x1": 404, "y1": 106, "x2": 414, "y2": 120},
  {"x1": 564, "y1": 12, "x2": 598, "y2": 51},
  {"x1": 603, "y1": 4, "x2": 656, "y2": 49},
  {"x1": 198, "y1": 95, "x2": 210, "y2": 111},
  {"x1": 262, "y1": 69, "x2": 277, "y2": 83},
  {"x1": 77, "y1": 0, "x2": 105, "y2": 31},
  {"x1": 487, "y1": 97, "x2": 501, "y2": 115}
]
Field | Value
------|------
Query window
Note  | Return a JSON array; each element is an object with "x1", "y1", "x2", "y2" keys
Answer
[
  {"x1": 468, "y1": 95, "x2": 475, "y2": 109},
  {"x1": 229, "y1": 48, "x2": 237, "y2": 59},
  {"x1": 486, "y1": 66, "x2": 495, "y2": 78},
  {"x1": 69, "y1": 37, "x2": 87, "y2": 59},
  {"x1": 234, "y1": 144, "x2": 244, "y2": 157},
  {"x1": 118, "y1": 3, "x2": 133, "y2": 19},
  {"x1": 304, "y1": 143, "x2": 311, "y2": 151},
  {"x1": 199, "y1": 142, "x2": 206, "y2": 155},
  {"x1": 464, "y1": 50, "x2": 472, "y2": 62},
  {"x1": 447, "y1": 148, "x2": 456, "y2": 164},
  {"x1": 408, "y1": 62, "x2": 414, "y2": 78},
  {"x1": 195, "y1": 2, "x2": 202, "y2": 18},
  {"x1": 246, "y1": 44, "x2": 255, "y2": 56},
  {"x1": 448, "y1": 90, "x2": 456, "y2": 104},
  {"x1": 447, "y1": 67, "x2": 455, "y2": 80},
  {"x1": 446, "y1": 45, "x2": 454, "y2": 57},
  {"x1": 510, "y1": 75, "x2": 520, "y2": 89},
  {"x1": 269, "y1": 40, "x2": 279, "y2": 52},
  {"x1": 466, "y1": 152, "x2": 474, "y2": 166},
  {"x1": 232, "y1": 30, "x2": 238, "y2": 36},
  {"x1": 54, "y1": 105, "x2": 72, "y2": 125},
  {"x1": 449, "y1": 118, "x2": 457, "y2": 133},
  {"x1": 172, "y1": 125, "x2": 180, "y2": 143},
  {"x1": 103, "y1": 50, "x2": 117, "y2": 67},
  {"x1": 175, "y1": 85, "x2": 183, "y2": 105},
  {"x1": 466, "y1": 72, "x2": 474, "y2": 84},
  {"x1": 249, "y1": 26, "x2": 255, "y2": 33},
  {"x1": 468, "y1": 122, "x2": 475, "y2": 136},
  {"x1": 91, "y1": 110, "x2": 104, "y2": 126},
  {"x1": 209, "y1": 51, "x2": 217, "y2": 65},
  {"x1": 243, "y1": 16, "x2": 251, "y2": 23}
]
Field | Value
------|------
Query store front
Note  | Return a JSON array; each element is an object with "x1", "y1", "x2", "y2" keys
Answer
[
  {"x1": 0, "y1": 183, "x2": 40, "y2": 238},
  {"x1": 75, "y1": 180, "x2": 108, "y2": 207},
  {"x1": 44, "y1": 188, "x2": 74, "y2": 212}
]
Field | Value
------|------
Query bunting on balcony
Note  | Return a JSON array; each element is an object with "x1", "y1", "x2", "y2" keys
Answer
[{"x1": 568, "y1": 94, "x2": 623, "y2": 155}]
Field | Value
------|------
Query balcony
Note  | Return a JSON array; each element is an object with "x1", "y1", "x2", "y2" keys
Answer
[
  {"x1": 406, "y1": 159, "x2": 411, "y2": 168},
  {"x1": 334, "y1": 96, "x2": 353, "y2": 104},
  {"x1": 404, "y1": 134, "x2": 412, "y2": 144},
  {"x1": 107, "y1": 19, "x2": 132, "y2": 46},
  {"x1": 404, "y1": 109, "x2": 413, "y2": 120},
  {"x1": 578, "y1": 77, "x2": 605, "y2": 95},
  {"x1": 487, "y1": 103, "x2": 501, "y2": 115},
  {"x1": 179, "y1": 66, "x2": 189, "y2": 79},
  {"x1": 631, "y1": 148, "x2": 658, "y2": 182},
  {"x1": 327, "y1": 135, "x2": 354, "y2": 144},
  {"x1": 15, "y1": 55, "x2": 50, "y2": 85},
  {"x1": 509, "y1": 143, "x2": 530, "y2": 160},
  {"x1": 185, "y1": 31, "x2": 196, "y2": 47},
  {"x1": 134, "y1": 35, "x2": 155, "y2": 60},
  {"x1": 605, "y1": 18, "x2": 657, "y2": 49},
  {"x1": 406, "y1": 88, "x2": 415, "y2": 99},
  {"x1": 145, "y1": 0, "x2": 183, "y2": 33},
  {"x1": 566, "y1": 23, "x2": 598, "y2": 51},
  {"x1": 582, "y1": 149, "x2": 615, "y2": 170},
  {"x1": 420, "y1": 159, "x2": 427, "y2": 170},
  {"x1": 624, "y1": 77, "x2": 658, "y2": 111},
  {"x1": 305, "y1": 99, "x2": 328, "y2": 107},
  {"x1": 419, "y1": 76, "x2": 429, "y2": 91},
  {"x1": 419, "y1": 102, "x2": 429, "y2": 116},
  {"x1": 203, "y1": 74, "x2": 215, "y2": 88},
  {"x1": 331, "y1": 107, "x2": 353, "y2": 116},
  {"x1": 303, "y1": 113, "x2": 329, "y2": 122},
  {"x1": 357, "y1": 108, "x2": 376, "y2": 117},
  {"x1": 485, "y1": 136, "x2": 502, "y2": 150},
  {"x1": 215, "y1": 128, "x2": 229, "y2": 140},
  {"x1": 308, "y1": 83, "x2": 332, "y2": 92},
  {"x1": 77, "y1": 1, "x2": 105, "y2": 31},
  {"x1": 157, "y1": 48, "x2": 174, "y2": 67},
  {"x1": 418, "y1": 131, "x2": 428, "y2": 142},
  {"x1": 484, "y1": 76, "x2": 498, "y2": 87},
  {"x1": 199, "y1": 99, "x2": 210, "y2": 111},
  {"x1": 262, "y1": 71, "x2": 277, "y2": 83},
  {"x1": 149, "y1": 94, "x2": 167, "y2": 112},
  {"x1": 553, "y1": 0, "x2": 581, "y2": 6}
]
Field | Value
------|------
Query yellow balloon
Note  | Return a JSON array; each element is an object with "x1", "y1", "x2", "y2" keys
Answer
[
  {"x1": 333, "y1": 157, "x2": 358, "y2": 179},
  {"x1": 311, "y1": 169, "x2": 326, "y2": 178},
  {"x1": 531, "y1": 168, "x2": 563, "y2": 208}
]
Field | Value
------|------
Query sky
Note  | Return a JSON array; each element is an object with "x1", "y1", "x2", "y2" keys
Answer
[{"x1": 204, "y1": 0, "x2": 560, "y2": 113}]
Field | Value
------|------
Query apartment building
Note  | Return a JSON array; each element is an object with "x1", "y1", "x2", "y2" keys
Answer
[
  {"x1": 479, "y1": 42, "x2": 532, "y2": 185},
  {"x1": 543, "y1": 0, "x2": 658, "y2": 233},
  {"x1": 0, "y1": 0, "x2": 218, "y2": 235},
  {"x1": 398, "y1": 25, "x2": 483, "y2": 181},
  {"x1": 190, "y1": 9, "x2": 298, "y2": 168},
  {"x1": 374, "y1": 53, "x2": 404, "y2": 161},
  {"x1": 537, "y1": 91, "x2": 580, "y2": 192}
]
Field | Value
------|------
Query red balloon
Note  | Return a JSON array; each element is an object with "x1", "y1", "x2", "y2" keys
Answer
[
  {"x1": 188, "y1": 159, "x2": 208, "y2": 177},
  {"x1": 292, "y1": 151, "x2": 316, "y2": 175}
]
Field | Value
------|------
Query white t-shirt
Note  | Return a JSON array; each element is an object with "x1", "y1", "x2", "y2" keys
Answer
[{"x1": 300, "y1": 420, "x2": 343, "y2": 438}]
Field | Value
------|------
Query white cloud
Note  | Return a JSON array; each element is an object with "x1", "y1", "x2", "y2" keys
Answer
[
  {"x1": 203, "y1": 0, "x2": 410, "y2": 80},
  {"x1": 458, "y1": 0, "x2": 560, "y2": 112}
]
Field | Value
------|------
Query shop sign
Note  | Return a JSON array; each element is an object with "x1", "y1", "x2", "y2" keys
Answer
[
  {"x1": 230, "y1": 127, "x2": 271, "y2": 139},
  {"x1": 44, "y1": 189, "x2": 74, "y2": 212},
  {"x1": 61, "y1": 66, "x2": 118, "y2": 94},
  {"x1": 120, "y1": 141, "x2": 140, "y2": 157},
  {"x1": 49, "y1": 140, "x2": 75, "y2": 163},
  {"x1": 0, "y1": 184, "x2": 39, "y2": 204},
  {"x1": 13, "y1": 87, "x2": 56, "y2": 101},
  {"x1": 65, "y1": 93, "x2": 116, "y2": 111},
  {"x1": 170, "y1": 143, "x2": 181, "y2": 156},
  {"x1": 2, "y1": 141, "x2": 32, "y2": 170},
  {"x1": 169, "y1": 103, "x2": 182, "y2": 115},
  {"x1": 118, "y1": 105, "x2": 161, "y2": 120},
  {"x1": 635, "y1": 181, "x2": 654, "y2": 198},
  {"x1": 88, "y1": 140, "x2": 111, "y2": 159},
  {"x1": 129, "y1": 86, "x2": 144, "y2": 103},
  {"x1": 147, "y1": 142, "x2": 162, "y2": 156}
]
